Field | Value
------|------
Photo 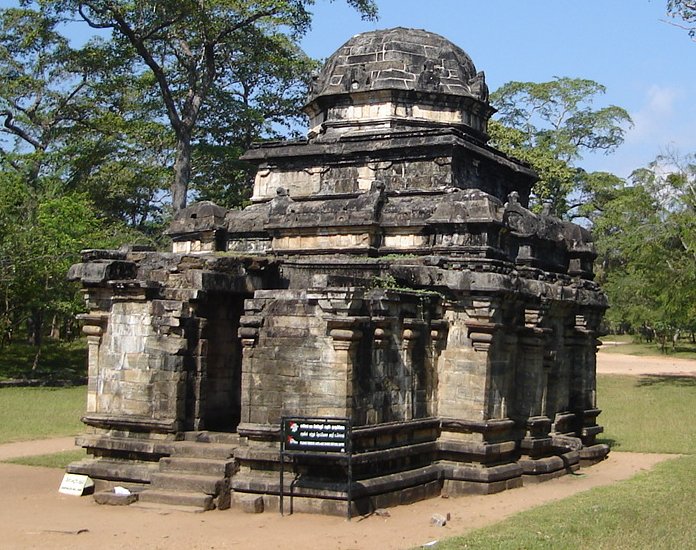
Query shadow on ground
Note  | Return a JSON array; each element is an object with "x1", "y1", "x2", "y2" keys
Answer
[{"x1": 637, "y1": 375, "x2": 696, "y2": 387}]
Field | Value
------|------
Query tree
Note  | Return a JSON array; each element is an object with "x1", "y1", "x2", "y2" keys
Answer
[
  {"x1": 39, "y1": 0, "x2": 378, "y2": 212},
  {"x1": 490, "y1": 77, "x2": 632, "y2": 216},
  {"x1": 0, "y1": 5, "x2": 157, "y2": 356},
  {"x1": 0, "y1": 6, "x2": 92, "y2": 189},
  {"x1": 0, "y1": 167, "x2": 131, "y2": 357},
  {"x1": 191, "y1": 26, "x2": 318, "y2": 207},
  {"x1": 592, "y1": 153, "x2": 696, "y2": 348},
  {"x1": 668, "y1": 0, "x2": 696, "y2": 39},
  {"x1": 1, "y1": 5, "x2": 170, "y2": 231}
]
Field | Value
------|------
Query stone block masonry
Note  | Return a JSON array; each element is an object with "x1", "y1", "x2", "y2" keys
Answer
[{"x1": 67, "y1": 27, "x2": 608, "y2": 514}]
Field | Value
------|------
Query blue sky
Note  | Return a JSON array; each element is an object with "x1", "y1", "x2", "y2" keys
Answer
[
  {"x1": 2, "y1": 1, "x2": 694, "y2": 178},
  {"x1": 301, "y1": 0, "x2": 696, "y2": 177}
]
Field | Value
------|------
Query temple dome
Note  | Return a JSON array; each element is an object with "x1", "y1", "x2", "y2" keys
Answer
[{"x1": 307, "y1": 27, "x2": 489, "y2": 105}]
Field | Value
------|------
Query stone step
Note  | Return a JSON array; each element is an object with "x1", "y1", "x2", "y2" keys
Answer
[
  {"x1": 133, "y1": 501, "x2": 208, "y2": 514},
  {"x1": 138, "y1": 489, "x2": 214, "y2": 511},
  {"x1": 169, "y1": 441, "x2": 236, "y2": 460},
  {"x1": 150, "y1": 472, "x2": 224, "y2": 495},
  {"x1": 183, "y1": 431, "x2": 242, "y2": 445},
  {"x1": 159, "y1": 457, "x2": 237, "y2": 477}
]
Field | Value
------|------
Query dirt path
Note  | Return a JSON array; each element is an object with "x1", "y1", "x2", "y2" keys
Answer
[
  {"x1": 596, "y1": 349, "x2": 696, "y2": 376},
  {"x1": 0, "y1": 452, "x2": 676, "y2": 550},
  {"x1": 1, "y1": 351, "x2": 694, "y2": 549}
]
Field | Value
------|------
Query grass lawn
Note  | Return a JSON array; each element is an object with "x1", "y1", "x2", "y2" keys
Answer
[
  {"x1": 4, "y1": 449, "x2": 87, "y2": 469},
  {"x1": 0, "y1": 386, "x2": 85, "y2": 444},
  {"x1": 437, "y1": 454, "x2": 696, "y2": 550},
  {"x1": 598, "y1": 374, "x2": 696, "y2": 454},
  {"x1": 437, "y1": 373, "x2": 696, "y2": 549}
]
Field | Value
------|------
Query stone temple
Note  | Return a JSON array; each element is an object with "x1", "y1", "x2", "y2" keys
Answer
[{"x1": 67, "y1": 27, "x2": 608, "y2": 514}]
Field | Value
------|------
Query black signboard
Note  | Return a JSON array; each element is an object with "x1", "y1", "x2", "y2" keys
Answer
[
  {"x1": 282, "y1": 417, "x2": 349, "y2": 454},
  {"x1": 280, "y1": 416, "x2": 352, "y2": 519}
]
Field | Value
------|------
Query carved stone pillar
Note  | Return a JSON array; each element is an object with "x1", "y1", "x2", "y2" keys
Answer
[
  {"x1": 428, "y1": 319, "x2": 448, "y2": 418},
  {"x1": 516, "y1": 303, "x2": 553, "y2": 456},
  {"x1": 77, "y1": 312, "x2": 108, "y2": 414},
  {"x1": 401, "y1": 318, "x2": 424, "y2": 421},
  {"x1": 191, "y1": 317, "x2": 207, "y2": 431},
  {"x1": 237, "y1": 306, "x2": 264, "y2": 426},
  {"x1": 328, "y1": 318, "x2": 363, "y2": 419},
  {"x1": 570, "y1": 310, "x2": 604, "y2": 446}
]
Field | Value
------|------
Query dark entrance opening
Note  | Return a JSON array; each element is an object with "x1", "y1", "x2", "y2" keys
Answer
[{"x1": 200, "y1": 292, "x2": 246, "y2": 432}]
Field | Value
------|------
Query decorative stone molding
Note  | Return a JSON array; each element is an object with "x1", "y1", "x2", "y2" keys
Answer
[{"x1": 464, "y1": 320, "x2": 502, "y2": 352}]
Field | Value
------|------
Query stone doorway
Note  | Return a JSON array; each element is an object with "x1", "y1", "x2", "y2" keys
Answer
[{"x1": 198, "y1": 292, "x2": 246, "y2": 432}]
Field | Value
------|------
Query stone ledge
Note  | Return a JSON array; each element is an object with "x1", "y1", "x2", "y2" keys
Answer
[
  {"x1": 81, "y1": 414, "x2": 178, "y2": 433},
  {"x1": 75, "y1": 434, "x2": 176, "y2": 456},
  {"x1": 578, "y1": 443, "x2": 610, "y2": 466},
  {"x1": 518, "y1": 450, "x2": 580, "y2": 475},
  {"x1": 440, "y1": 417, "x2": 516, "y2": 434},
  {"x1": 68, "y1": 458, "x2": 159, "y2": 484},
  {"x1": 439, "y1": 461, "x2": 522, "y2": 483}
]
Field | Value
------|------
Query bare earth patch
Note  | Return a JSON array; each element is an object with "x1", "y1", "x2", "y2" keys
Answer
[
  {"x1": 1, "y1": 350, "x2": 694, "y2": 550},
  {"x1": 597, "y1": 350, "x2": 696, "y2": 377}
]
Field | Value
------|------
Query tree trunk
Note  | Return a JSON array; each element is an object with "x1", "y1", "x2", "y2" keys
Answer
[
  {"x1": 32, "y1": 345, "x2": 42, "y2": 372},
  {"x1": 172, "y1": 130, "x2": 192, "y2": 212},
  {"x1": 50, "y1": 313, "x2": 61, "y2": 340}
]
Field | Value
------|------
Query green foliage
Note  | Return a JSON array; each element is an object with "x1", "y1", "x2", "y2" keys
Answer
[
  {"x1": 0, "y1": 6, "x2": 94, "y2": 185},
  {"x1": 191, "y1": 29, "x2": 319, "y2": 207},
  {"x1": 0, "y1": 169, "x2": 130, "y2": 347},
  {"x1": 668, "y1": 0, "x2": 696, "y2": 39},
  {"x1": 490, "y1": 77, "x2": 632, "y2": 216},
  {"x1": 0, "y1": 386, "x2": 85, "y2": 443},
  {"x1": 35, "y1": 0, "x2": 377, "y2": 211},
  {"x1": 0, "y1": 340, "x2": 87, "y2": 381},
  {"x1": 488, "y1": 119, "x2": 577, "y2": 213},
  {"x1": 592, "y1": 153, "x2": 696, "y2": 339}
]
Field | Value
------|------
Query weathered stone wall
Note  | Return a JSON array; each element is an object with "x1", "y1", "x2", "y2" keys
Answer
[
  {"x1": 239, "y1": 290, "x2": 352, "y2": 424},
  {"x1": 84, "y1": 298, "x2": 188, "y2": 425},
  {"x1": 237, "y1": 288, "x2": 442, "y2": 427}
]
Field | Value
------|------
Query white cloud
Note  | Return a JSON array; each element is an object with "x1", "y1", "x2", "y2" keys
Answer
[
  {"x1": 585, "y1": 84, "x2": 696, "y2": 177},
  {"x1": 625, "y1": 85, "x2": 681, "y2": 144}
]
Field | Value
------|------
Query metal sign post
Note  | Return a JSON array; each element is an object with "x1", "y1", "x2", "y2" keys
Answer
[{"x1": 280, "y1": 416, "x2": 352, "y2": 520}]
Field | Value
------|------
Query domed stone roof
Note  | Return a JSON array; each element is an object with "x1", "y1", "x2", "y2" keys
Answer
[{"x1": 307, "y1": 27, "x2": 489, "y2": 105}]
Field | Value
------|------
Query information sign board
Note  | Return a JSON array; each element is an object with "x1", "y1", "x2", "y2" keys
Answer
[
  {"x1": 58, "y1": 473, "x2": 94, "y2": 496},
  {"x1": 282, "y1": 418, "x2": 349, "y2": 454},
  {"x1": 279, "y1": 416, "x2": 353, "y2": 519}
]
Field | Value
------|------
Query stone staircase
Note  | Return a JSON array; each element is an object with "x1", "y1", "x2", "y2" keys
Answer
[{"x1": 137, "y1": 432, "x2": 240, "y2": 511}]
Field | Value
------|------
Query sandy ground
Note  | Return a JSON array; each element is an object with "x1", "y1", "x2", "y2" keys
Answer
[
  {"x1": 596, "y1": 348, "x2": 696, "y2": 377},
  {"x1": 0, "y1": 351, "x2": 693, "y2": 550}
]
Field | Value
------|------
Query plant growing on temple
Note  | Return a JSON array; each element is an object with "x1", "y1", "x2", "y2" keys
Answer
[{"x1": 489, "y1": 77, "x2": 632, "y2": 217}]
